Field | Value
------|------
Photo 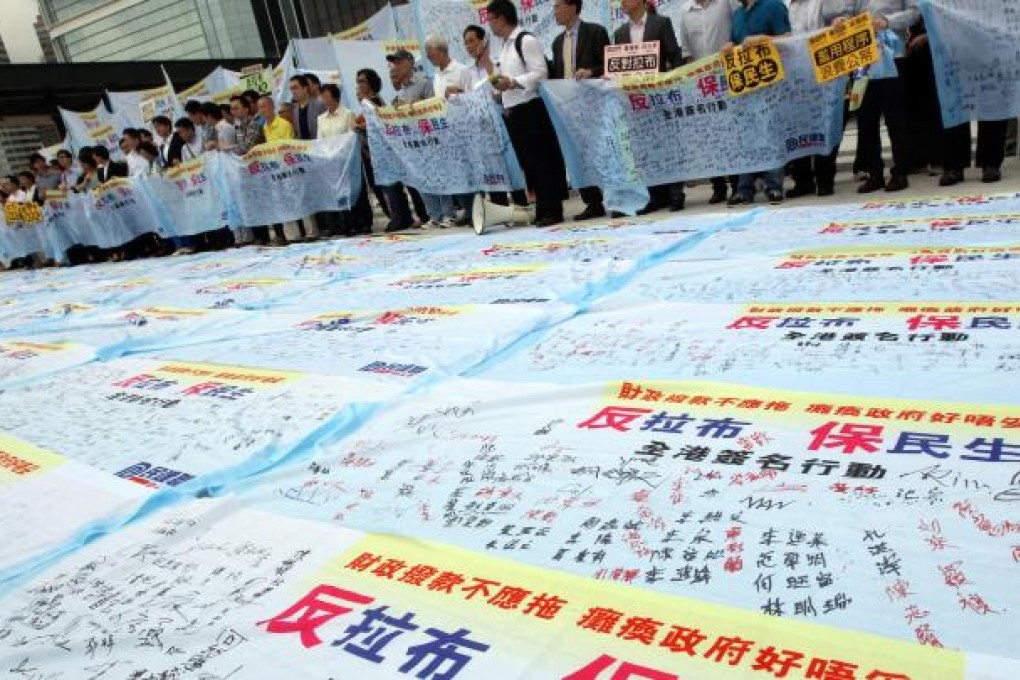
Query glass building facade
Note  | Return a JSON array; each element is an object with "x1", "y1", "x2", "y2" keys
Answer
[
  {"x1": 39, "y1": 0, "x2": 269, "y2": 62},
  {"x1": 293, "y1": 0, "x2": 392, "y2": 36},
  {"x1": 37, "y1": 0, "x2": 409, "y2": 64}
]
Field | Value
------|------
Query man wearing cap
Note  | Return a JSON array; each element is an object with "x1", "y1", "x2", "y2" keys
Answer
[
  {"x1": 382, "y1": 48, "x2": 435, "y2": 232},
  {"x1": 389, "y1": 48, "x2": 433, "y2": 105}
]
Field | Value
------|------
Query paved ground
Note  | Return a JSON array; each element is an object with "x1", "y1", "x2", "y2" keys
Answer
[{"x1": 397, "y1": 156, "x2": 1020, "y2": 240}]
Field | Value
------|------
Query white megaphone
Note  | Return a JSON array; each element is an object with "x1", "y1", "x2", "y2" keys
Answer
[{"x1": 472, "y1": 194, "x2": 535, "y2": 235}]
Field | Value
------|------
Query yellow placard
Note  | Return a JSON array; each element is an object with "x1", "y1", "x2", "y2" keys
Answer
[
  {"x1": 3, "y1": 202, "x2": 44, "y2": 226},
  {"x1": 241, "y1": 67, "x2": 273, "y2": 96},
  {"x1": 809, "y1": 14, "x2": 880, "y2": 83},
  {"x1": 722, "y1": 41, "x2": 785, "y2": 96},
  {"x1": 0, "y1": 432, "x2": 65, "y2": 485},
  {"x1": 303, "y1": 533, "x2": 965, "y2": 679}
]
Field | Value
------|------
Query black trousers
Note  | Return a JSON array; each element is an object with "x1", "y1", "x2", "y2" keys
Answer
[
  {"x1": 251, "y1": 226, "x2": 270, "y2": 244},
  {"x1": 943, "y1": 120, "x2": 1009, "y2": 172},
  {"x1": 350, "y1": 183, "x2": 374, "y2": 234},
  {"x1": 363, "y1": 154, "x2": 389, "y2": 219},
  {"x1": 710, "y1": 176, "x2": 737, "y2": 195},
  {"x1": 789, "y1": 154, "x2": 838, "y2": 191},
  {"x1": 406, "y1": 186, "x2": 429, "y2": 223},
  {"x1": 647, "y1": 182, "x2": 685, "y2": 209},
  {"x1": 857, "y1": 62, "x2": 910, "y2": 177},
  {"x1": 580, "y1": 186, "x2": 604, "y2": 209},
  {"x1": 902, "y1": 43, "x2": 941, "y2": 170},
  {"x1": 810, "y1": 88, "x2": 856, "y2": 190},
  {"x1": 506, "y1": 98, "x2": 567, "y2": 220},
  {"x1": 383, "y1": 183, "x2": 415, "y2": 229}
]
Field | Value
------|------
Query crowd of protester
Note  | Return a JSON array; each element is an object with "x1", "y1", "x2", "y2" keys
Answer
[{"x1": 1, "y1": 0, "x2": 1014, "y2": 267}]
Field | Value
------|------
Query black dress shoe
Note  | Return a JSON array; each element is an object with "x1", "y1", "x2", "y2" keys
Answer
[
  {"x1": 636, "y1": 202, "x2": 665, "y2": 216},
  {"x1": 785, "y1": 183, "x2": 815, "y2": 199},
  {"x1": 939, "y1": 169, "x2": 963, "y2": 187},
  {"x1": 885, "y1": 173, "x2": 909, "y2": 192},
  {"x1": 534, "y1": 216, "x2": 563, "y2": 227},
  {"x1": 708, "y1": 190, "x2": 727, "y2": 204},
  {"x1": 609, "y1": 211, "x2": 626, "y2": 219},
  {"x1": 982, "y1": 167, "x2": 1002, "y2": 183},
  {"x1": 573, "y1": 206, "x2": 607, "y2": 221},
  {"x1": 669, "y1": 197, "x2": 686, "y2": 211},
  {"x1": 857, "y1": 175, "x2": 885, "y2": 193},
  {"x1": 816, "y1": 186, "x2": 834, "y2": 197}
]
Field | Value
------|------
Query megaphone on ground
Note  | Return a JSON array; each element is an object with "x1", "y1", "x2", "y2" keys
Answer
[{"x1": 472, "y1": 194, "x2": 535, "y2": 235}]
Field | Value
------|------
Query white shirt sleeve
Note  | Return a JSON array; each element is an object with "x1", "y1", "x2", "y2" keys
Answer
[
  {"x1": 458, "y1": 65, "x2": 476, "y2": 93},
  {"x1": 127, "y1": 153, "x2": 147, "y2": 177},
  {"x1": 514, "y1": 34, "x2": 548, "y2": 93}
]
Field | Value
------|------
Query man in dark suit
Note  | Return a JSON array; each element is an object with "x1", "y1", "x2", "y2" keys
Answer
[
  {"x1": 614, "y1": 0, "x2": 685, "y2": 214},
  {"x1": 93, "y1": 146, "x2": 128, "y2": 184},
  {"x1": 552, "y1": 0, "x2": 611, "y2": 220}
]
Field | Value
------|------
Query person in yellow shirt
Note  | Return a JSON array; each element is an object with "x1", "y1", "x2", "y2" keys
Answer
[
  {"x1": 258, "y1": 96, "x2": 296, "y2": 141},
  {"x1": 255, "y1": 96, "x2": 302, "y2": 245}
]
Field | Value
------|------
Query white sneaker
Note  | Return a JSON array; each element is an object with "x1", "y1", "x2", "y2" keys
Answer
[
  {"x1": 439, "y1": 217, "x2": 458, "y2": 229},
  {"x1": 421, "y1": 220, "x2": 439, "y2": 230}
]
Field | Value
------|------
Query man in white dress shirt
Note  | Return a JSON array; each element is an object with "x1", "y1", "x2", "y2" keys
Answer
[
  {"x1": 121, "y1": 129, "x2": 148, "y2": 178},
  {"x1": 426, "y1": 35, "x2": 477, "y2": 227},
  {"x1": 487, "y1": 0, "x2": 567, "y2": 226},
  {"x1": 463, "y1": 24, "x2": 496, "y2": 88},
  {"x1": 317, "y1": 83, "x2": 360, "y2": 236},
  {"x1": 678, "y1": 0, "x2": 735, "y2": 204}
]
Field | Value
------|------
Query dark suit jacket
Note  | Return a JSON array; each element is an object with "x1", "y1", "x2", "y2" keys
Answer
[
  {"x1": 551, "y1": 20, "x2": 612, "y2": 80},
  {"x1": 96, "y1": 161, "x2": 128, "y2": 184},
  {"x1": 613, "y1": 11, "x2": 683, "y2": 72}
]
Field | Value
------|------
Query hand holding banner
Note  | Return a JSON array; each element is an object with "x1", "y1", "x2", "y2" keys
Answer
[
  {"x1": 365, "y1": 87, "x2": 526, "y2": 195},
  {"x1": 542, "y1": 35, "x2": 844, "y2": 213}
]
